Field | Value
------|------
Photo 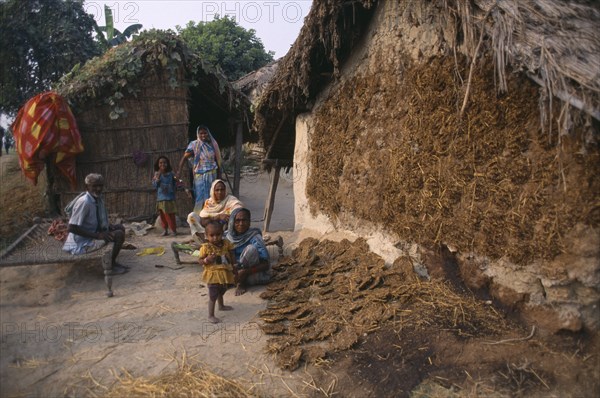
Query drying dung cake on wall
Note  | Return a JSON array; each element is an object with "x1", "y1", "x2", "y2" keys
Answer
[{"x1": 254, "y1": 0, "x2": 600, "y2": 333}]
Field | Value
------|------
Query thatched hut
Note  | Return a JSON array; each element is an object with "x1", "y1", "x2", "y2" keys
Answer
[
  {"x1": 55, "y1": 30, "x2": 251, "y2": 218},
  {"x1": 234, "y1": 60, "x2": 279, "y2": 105},
  {"x1": 254, "y1": 0, "x2": 600, "y2": 332}
]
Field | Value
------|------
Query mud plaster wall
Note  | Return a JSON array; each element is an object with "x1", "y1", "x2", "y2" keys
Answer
[{"x1": 295, "y1": 1, "x2": 600, "y2": 333}]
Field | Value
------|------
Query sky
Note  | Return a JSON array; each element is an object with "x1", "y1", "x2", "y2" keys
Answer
[{"x1": 83, "y1": 0, "x2": 313, "y2": 58}]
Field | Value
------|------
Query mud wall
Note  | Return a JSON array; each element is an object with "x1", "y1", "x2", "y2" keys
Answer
[{"x1": 296, "y1": 1, "x2": 599, "y2": 332}]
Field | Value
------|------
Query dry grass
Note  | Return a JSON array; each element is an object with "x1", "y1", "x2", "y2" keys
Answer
[
  {"x1": 9, "y1": 357, "x2": 50, "y2": 369},
  {"x1": 0, "y1": 154, "x2": 46, "y2": 247},
  {"x1": 99, "y1": 355, "x2": 260, "y2": 398}
]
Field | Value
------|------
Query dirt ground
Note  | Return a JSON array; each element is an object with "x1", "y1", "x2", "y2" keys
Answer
[
  {"x1": 0, "y1": 153, "x2": 47, "y2": 248},
  {"x1": 1, "y1": 154, "x2": 599, "y2": 397},
  {"x1": 0, "y1": 157, "x2": 304, "y2": 397},
  {"x1": 259, "y1": 237, "x2": 599, "y2": 397}
]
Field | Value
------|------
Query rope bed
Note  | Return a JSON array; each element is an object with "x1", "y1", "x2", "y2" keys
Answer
[{"x1": 0, "y1": 222, "x2": 116, "y2": 297}]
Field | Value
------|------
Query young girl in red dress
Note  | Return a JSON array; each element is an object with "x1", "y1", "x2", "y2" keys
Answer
[{"x1": 152, "y1": 156, "x2": 178, "y2": 236}]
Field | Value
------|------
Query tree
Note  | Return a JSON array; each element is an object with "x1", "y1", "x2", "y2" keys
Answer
[
  {"x1": 0, "y1": 0, "x2": 102, "y2": 115},
  {"x1": 95, "y1": 5, "x2": 143, "y2": 49},
  {"x1": 177, "y1": 15, "x2": 274, "y2": 81}
]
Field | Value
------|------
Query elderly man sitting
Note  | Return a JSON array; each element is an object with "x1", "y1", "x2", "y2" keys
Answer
[{"x1": 62, "y1": 173, "x2": 128, "y2": 281}]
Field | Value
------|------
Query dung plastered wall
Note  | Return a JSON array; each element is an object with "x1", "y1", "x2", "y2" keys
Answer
[
  {"x1": 294, "y1": 114, "x2": 418, "y2": 269},
  {"x1": 293, "y1": 0, "x2": 599, "y2": 333}
]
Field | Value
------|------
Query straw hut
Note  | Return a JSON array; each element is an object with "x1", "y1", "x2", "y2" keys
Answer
[
  {"x1": 234, "y1": 60, "x2": 279, "y2": 106},
  {"x1": 254, "y1": 0, "x2": 600, "y2": 332},
  {"x1": 55, "y1": 30, "x2": 251, "y2": 218}
]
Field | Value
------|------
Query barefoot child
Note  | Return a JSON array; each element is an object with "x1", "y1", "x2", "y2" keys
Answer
[
  {"x1": 199, "y1": 221, "x2": 237, "y2": 323},
  {"x1": 152, "y1": 156, "x2": 178, "y2": 236}
]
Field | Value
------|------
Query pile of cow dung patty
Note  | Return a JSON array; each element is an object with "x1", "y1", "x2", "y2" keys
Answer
[{"x1": 259, "y1": 237, "x2": 511, "y2": 371}]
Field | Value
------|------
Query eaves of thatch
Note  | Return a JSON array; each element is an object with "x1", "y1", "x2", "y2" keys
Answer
[
  {"x1": 255, "y1": 0, "x2": 600, "y2": 163},
  {"x1": 254, "y1": 0, "x2": 377, "y2": 164},
  {"x1": 233, "y1": 60, "x2": 280, "y2": 105},
  {"x1": 56, "y1": 29, "x2": 251, "y2": 147}
]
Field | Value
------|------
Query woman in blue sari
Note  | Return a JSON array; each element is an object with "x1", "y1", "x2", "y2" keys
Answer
[
  {"x1": 226, "y1": 208, "x2": 271, "y2": 295},
  {"x1": 177, "y1": 125, "x2": 222, "y2": 212}
]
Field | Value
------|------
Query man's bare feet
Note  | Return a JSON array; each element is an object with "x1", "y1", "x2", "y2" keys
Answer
[
  {"x1": 235, "y1": 285, "x2": 246, "y2": 296},
  {"x1": 208, "y1": 316, "x2": 221, "y2": 323},
  {"x1": 218, "y1": 305, "x2": 234, "y2": 311}
]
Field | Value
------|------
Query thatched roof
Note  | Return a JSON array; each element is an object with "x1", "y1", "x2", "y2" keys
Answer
[
  {"x1": 56, "y1": 29, "x2": 251, "y2": 146},
  {"x1": 255, "y1": 0, "x2": 376, "y2": 163},
  {"x1": 255, "y1": 0, "x2": 600, "y2": 162},
  {"x1": 233, "y1": 60, "x2": 280, "y2": 105}
]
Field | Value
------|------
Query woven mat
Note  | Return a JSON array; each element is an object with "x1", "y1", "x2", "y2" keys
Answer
[{"x1": 0, "y1": 223, "x2": 110, "y2": 267}]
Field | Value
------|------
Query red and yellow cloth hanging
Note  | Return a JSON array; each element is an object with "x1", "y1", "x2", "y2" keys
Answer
[{"x1": 12, "y1": 92, "x2": 84, "y2": 188}]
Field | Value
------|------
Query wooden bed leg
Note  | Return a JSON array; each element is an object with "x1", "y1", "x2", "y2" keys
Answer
[{"x1": 102, "y1": 252, "x2": 114, "y2": 297}]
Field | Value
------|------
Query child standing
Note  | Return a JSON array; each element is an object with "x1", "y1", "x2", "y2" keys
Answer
[
  {"x1": 199, "y1": 221, "x2": 236, "y2": 323},
  {"x1": 152, "y1": 156, "x2": 178, "y2": 236}
]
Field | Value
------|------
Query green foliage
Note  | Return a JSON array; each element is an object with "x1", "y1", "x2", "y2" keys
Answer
[
  {"x1": 96, "y1": 5, "x2": 143, "y2": 48},
  {"x1": 0, "y1": 0, "x2": 102, "y2": 115},
  {"x1": 56, "y1": 30, "x2": 232, "y2": 120},
  {"x1": 176, "y1": 15, "x2": 275, "y2": 81}
]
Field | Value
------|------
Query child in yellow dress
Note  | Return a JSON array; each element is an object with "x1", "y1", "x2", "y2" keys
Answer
[{"x1": 199, "y1": 221, "x2": 237, "y2": 323}]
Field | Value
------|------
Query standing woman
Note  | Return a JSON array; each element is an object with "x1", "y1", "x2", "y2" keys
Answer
[{"x1": 177, "y1": 125, "x2": 222, "y2": 212}]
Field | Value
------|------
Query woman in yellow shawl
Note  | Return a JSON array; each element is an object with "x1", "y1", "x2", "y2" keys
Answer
[{"x1": 187, "y1": 179, "x2": 243, "y2": 243}]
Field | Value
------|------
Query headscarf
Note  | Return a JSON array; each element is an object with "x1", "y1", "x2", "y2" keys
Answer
[
  {"x1": 194, "y1": 125, "x2": 222, "y2": 169},
  {"x1": 199, "y1": 179, "x2": 243, "y2": 218},
  {"x1": 226, "y1": 207, "x2": 262, "y2": 248}
]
